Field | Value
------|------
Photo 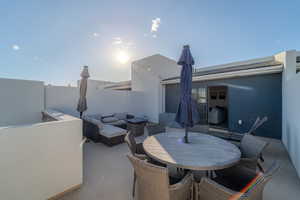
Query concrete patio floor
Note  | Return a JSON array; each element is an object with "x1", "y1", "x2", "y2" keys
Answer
[{"x1": 60, "y1": 131, "x2": 300, "y2": 200}]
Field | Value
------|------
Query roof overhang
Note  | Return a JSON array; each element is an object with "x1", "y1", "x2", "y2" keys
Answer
[{"x1": 161, "y1": 64, "x2": 283, "y2": 85}]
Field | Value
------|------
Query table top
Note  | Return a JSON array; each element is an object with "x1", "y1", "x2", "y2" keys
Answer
[{"x1": 143, "y1": 132, "x2": 241, "y2": 171}]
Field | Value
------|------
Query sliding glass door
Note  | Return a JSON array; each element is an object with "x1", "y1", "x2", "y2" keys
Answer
[{"x1": 192, "y1": 87, "x2": 208, "y2": 124}]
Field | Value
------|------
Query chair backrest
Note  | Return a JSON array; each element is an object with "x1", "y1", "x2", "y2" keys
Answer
[
  {"x1": 240, "y1": 134, "x2": 268, "y2": 159},
  {"x1": 254, "y1": 117, "x2": 268, "y2": 132},
  {"x1": 127, "y1": 154, "x2": 170, "y2": 200},
  {"x1": 124, "y1": 132, "x2": 137, "y2": 155},
  {"x1": 247, "y1": 117, "x2": 260, "y2": 134},
  {"x1": 247, "y1": 116, "x2": 268, "y2": 135},
  {"x1": 241, "y1": 161, "x2": 279, "y2": 200}
]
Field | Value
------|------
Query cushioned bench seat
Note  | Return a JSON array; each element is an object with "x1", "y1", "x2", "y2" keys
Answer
[
  {"x1": 82, "y1": 115, "x2": 127, "y2": 146},
  {"x1": 101, "y1": 125, "x2": 127, "y2": 138}
]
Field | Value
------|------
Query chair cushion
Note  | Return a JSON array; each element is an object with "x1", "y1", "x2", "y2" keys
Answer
[
  {"x1": 100, "y1": 125, "x2": 127, "y2": 138},
  {"x1": 102, "y1": 117, "x2": 119, "y2": 123},
  {"x1": 114, "y1": 112, "x2": 128, "y2": 120}
]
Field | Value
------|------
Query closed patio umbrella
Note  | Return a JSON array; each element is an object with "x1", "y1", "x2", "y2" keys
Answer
[
  {"x1": 77, "y1": 66, "x2": 90, "y2": 118},
  {"x1": 175, "y1": 45, "x2": 199, "y2": 143}
]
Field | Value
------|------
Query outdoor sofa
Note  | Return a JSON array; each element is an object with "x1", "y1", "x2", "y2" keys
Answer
[{"x1": 82, "y1": 113, "x2": 133, "y2": 146}]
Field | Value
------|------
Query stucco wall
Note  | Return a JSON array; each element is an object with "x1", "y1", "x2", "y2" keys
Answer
[
  {"x1": 165, "y1": 73, "x2": 282, "y2": 139},
  {"x1": 131, "y1": 64, "x2": 162, "y2": 122},
  {"x1": 0, "y1": 78, "x2": 44, "y2": 126},
  {"x1": 0, "y1": 114, "x2": 83, "y2": 200},
  {"x1": 285, "y1": 74, "x2": 300, "y2": 177},
  {"x1": 276, "y1": 50, "x2": 300, "y2": 177},
  {"x1": 45, "y1": 85, "x2": 79, "y2": 116},
  {"x1": 45, "y1": 85, "x2": 147, "y2": 118},
  {"x1": 131, "y1": 54, "x2": 181, "y2": 122}
]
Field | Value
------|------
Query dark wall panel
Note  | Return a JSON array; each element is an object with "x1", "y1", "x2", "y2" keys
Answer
[{"x1": 165, "y1": 73, "x2": 282, "y2": 139}]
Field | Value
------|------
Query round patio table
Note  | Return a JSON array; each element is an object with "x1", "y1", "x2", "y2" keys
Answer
[{"x1": 143, "y1": 132, "x2": 241, "y2": 171}]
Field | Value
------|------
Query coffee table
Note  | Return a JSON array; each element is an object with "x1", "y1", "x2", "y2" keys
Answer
[{"x1": 127, "y1": 118, "x2": 148, "y2": 137}]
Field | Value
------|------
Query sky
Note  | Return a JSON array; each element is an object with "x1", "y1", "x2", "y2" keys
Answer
[{"x1": 1, "y1": 0, "x2": 300, "y2": 85}]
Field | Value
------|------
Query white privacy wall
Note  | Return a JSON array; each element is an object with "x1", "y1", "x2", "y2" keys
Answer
[
  {"x1": 0, "y1": 116, "x2": 83, "y2": 200},
  {"x1": 131, "y1": 54, "x2": 181, "y2": 122},
  {"x1": 275, "y1": 50, "x2": 300, "y2": 177},
  {"x1": 45, "y1": 85, "x2": 79, "y2": 116},
  {"x1": 45, "y1": 85, "x2": 148, "y2": 118},
  {"x1": 0, "y1": 78, "x2": 44, "y2": 126}
]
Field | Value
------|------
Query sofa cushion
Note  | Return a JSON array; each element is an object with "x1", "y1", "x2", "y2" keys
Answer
[
  {"x1": 102, "y1": 117, "x2": 119, "y2": 123},
  {"x1": 114, "y1": 112, "x2": 128, "y2": 120},
  {"x1": 87, "y1": 114, "x2": 102, "y2": 120},
  {"x1": 100, "y1": 125, "x2": 127, "y2": 138},
  {"x1": 106, "y1": 120, "x2": 126, "y2": 126}
]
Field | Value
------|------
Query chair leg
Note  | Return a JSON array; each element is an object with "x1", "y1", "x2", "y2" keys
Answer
[
  {"x1": 260, "y1": 153, "x2": 265, "y2": 162},
  {"x1": 132, "y1": 172, "x2": 136, "y2": 197},
  {"x1": 258, "y1": 163, "x2": 264, "y2": 173}
]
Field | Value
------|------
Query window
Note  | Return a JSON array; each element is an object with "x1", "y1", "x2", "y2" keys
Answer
[
  {"x1": 198, "y1": 88, "x2": 207, "y2": 103},
  {"x1": 192, "y1": 88, "x2": 198, "y2": 100},
  {"x1": 192, "y1": 87, "x2": 207, "y2": 104},
  {"x1": 210, "y1": 92, "x2": 217, "y2": 100},
  {"x1": 219, "y1": 91, "x2": 226, "y2": 100}
]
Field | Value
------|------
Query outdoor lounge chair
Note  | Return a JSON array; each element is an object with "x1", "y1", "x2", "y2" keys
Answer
[
  {"x1": 83, "y1": 115, "x2": 127, "y2": 146},
  {"x1": 127, "y1": 154, "x2": 193, "y2": 200},
  {"x1": 195, "y1": 161, "x2": 279, "y2": 200}
]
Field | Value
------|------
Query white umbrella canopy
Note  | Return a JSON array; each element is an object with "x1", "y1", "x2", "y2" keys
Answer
[{"x1": 77, "y1": 66, "x2": 90, "y2": 118}]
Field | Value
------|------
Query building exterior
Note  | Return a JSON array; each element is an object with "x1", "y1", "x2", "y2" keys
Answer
[
  {"x1": 131, "y1": 54, "x2": 181, "y2": 122},
  {"x1": 130, "y1": 50, "x2": 300, "y2": 177},
  {"x1": 163, "y1": 57, "x2": 283, "y2": 139}
]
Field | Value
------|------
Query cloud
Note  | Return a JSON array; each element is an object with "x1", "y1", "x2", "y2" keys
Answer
[
  {"x1": 12, "y1": 45, "x2": 20, "y2": 50},
  {"x1": 112, "y1": 37, "x2": 123, "y2": 45},
  {"x1": 151, "y1": 18, "x2": 161, "y2": 32},
  {"x1": 93, "y1": 32, "x2": 100, "y2": 37}
]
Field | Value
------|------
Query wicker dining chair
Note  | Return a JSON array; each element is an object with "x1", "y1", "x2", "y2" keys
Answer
[
  {"x1": 196, "y1": 161, "x2": 279, "y2": 200},
  {"x1": 127, "y1": 154, "x2": 193, "y2": 200},
  {"x1": 124, "y1": 131, "x2": 146, "y2": 156},
  {"x1": 124, "y1": 132, "x2": 147, "y2": 197},
  {"x1": 239, "y1": 134, "x2": 268, "y2": 171}
]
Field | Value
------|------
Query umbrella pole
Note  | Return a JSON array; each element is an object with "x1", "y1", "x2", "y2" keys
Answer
[
  {"x1": 80, "y1": 112, "x2": 83, "y2": 119},
  {"x1": 184, "y1": 127, "x2": 189, "y2": 143}
]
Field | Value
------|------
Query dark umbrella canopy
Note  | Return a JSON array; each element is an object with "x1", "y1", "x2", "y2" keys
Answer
[
  {"x1": 77, "y1": 66, "x2": 90, "y2": 118},
  {"x1": 175, "y1": 45, "x2": 199, "y2": 142}
]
